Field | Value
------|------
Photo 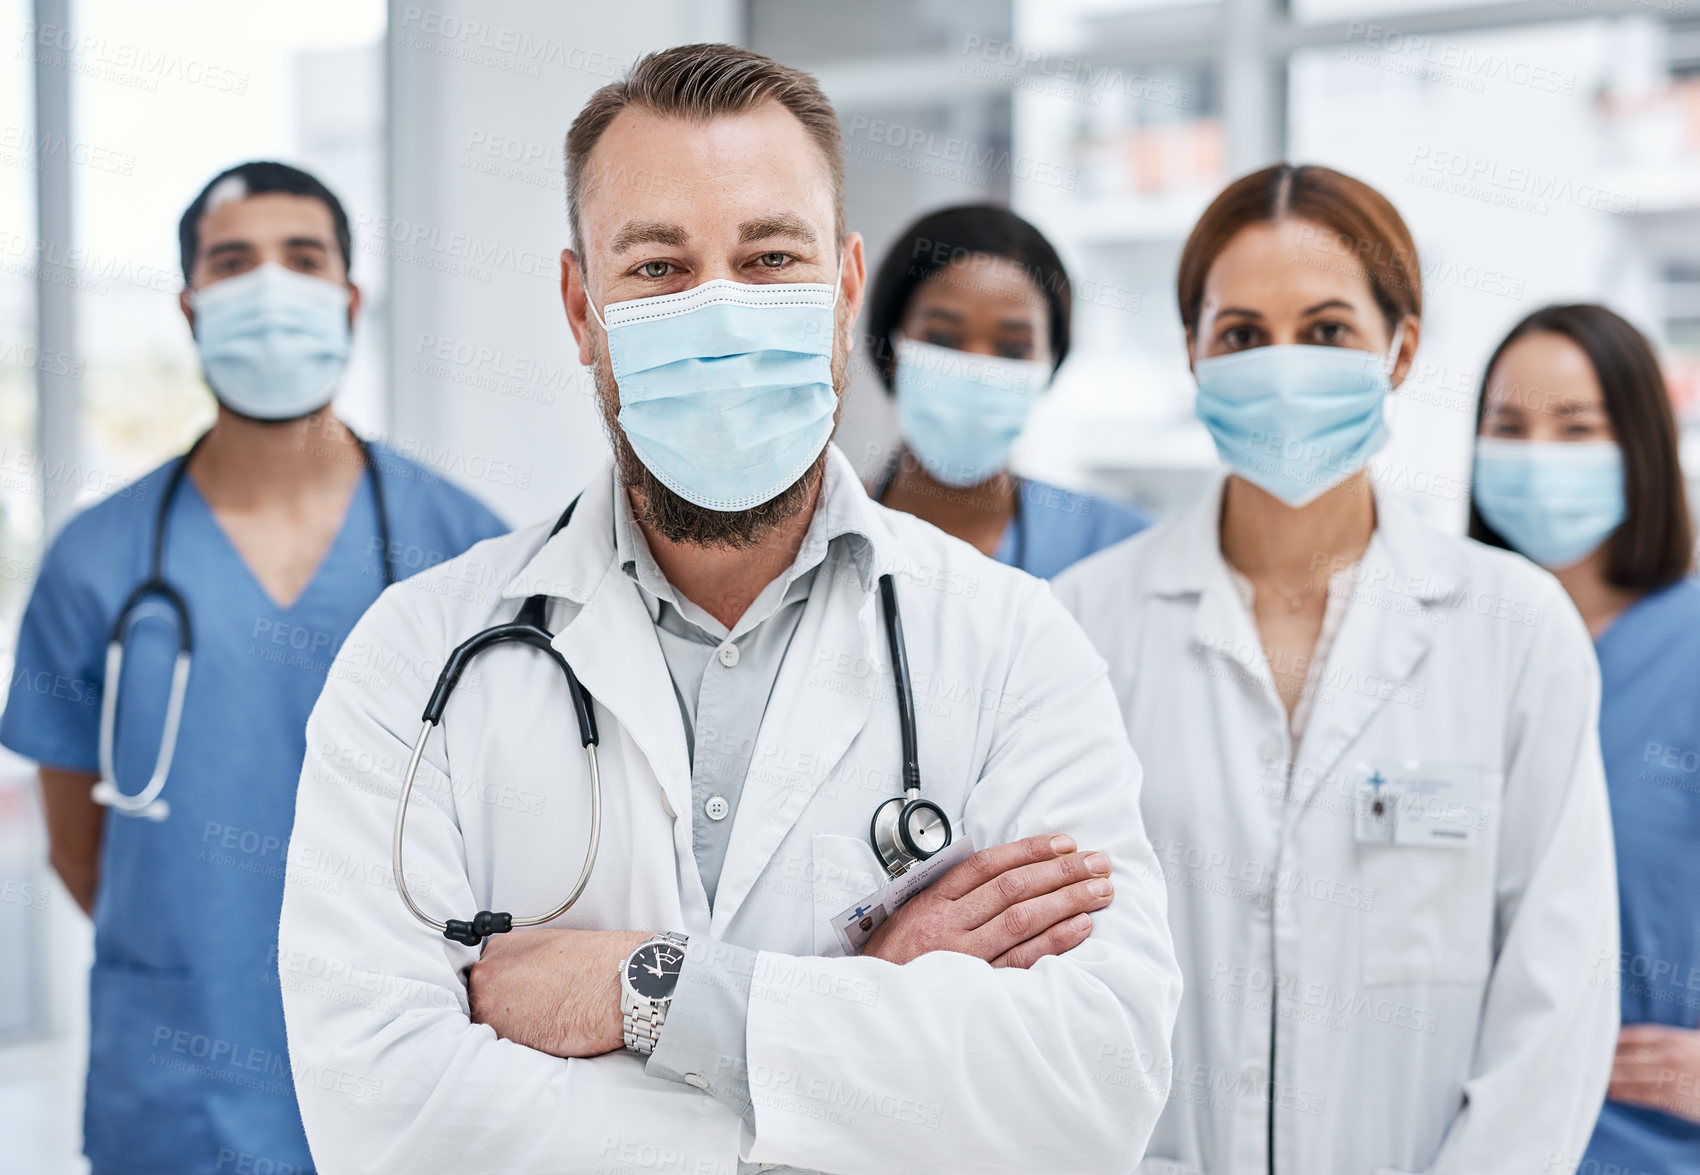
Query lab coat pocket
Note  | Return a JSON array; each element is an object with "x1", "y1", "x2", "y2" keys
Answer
[
  {"x1": 810, "y1": 832, "x2": 886, "y2": 957},
  {"x1": 84, "y1": 961, "x2": 218, "y2": 1168},
  {"x1": 1357, "y1": 841, "x2": 1495, "y2": 986}
]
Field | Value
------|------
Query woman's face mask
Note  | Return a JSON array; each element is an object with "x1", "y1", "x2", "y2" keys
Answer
[
  {"x1": 1472, "y1": 439, "x2": 1626, "y2": 569},
  {"x1": 892, "y1": 337, "x2": 1049, "y2": 488},
  {"x1": 1471, "y1": 331, "x2": 1627, "y2": 567},
  {"x1": 1192, "y1": 325, "x2": 1405, "y2": 507}
]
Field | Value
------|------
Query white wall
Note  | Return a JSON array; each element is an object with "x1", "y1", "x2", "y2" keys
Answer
[{"x1": 384, "y1": 0, "x2": 742, "y2": 526}]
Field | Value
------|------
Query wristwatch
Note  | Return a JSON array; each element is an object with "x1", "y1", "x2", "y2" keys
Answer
[{"x1": 620, "y1": 931, "x2": 689, "y2": 1055}]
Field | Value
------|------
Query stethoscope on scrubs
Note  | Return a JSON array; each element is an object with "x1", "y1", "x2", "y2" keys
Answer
[
  {"x1": 391, "y1": 496, "x2": 953, "y2": 947},
  {"x1": 94, "y1": 430, "x2": 396, "y2": 821}
]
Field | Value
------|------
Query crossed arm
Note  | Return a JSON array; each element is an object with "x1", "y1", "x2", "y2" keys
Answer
[{"x1": 468, "y1": 832, "x2": 1119, "y2": 1057}]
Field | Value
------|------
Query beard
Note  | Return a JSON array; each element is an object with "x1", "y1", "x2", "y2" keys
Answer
[{"x1": 592, "y1": 309, "x2": 852, "y2": 550}]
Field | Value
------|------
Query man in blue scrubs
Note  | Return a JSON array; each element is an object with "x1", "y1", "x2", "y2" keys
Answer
[{"x1": 0, "y1": 160, "x2": 508, "y2": 1174}]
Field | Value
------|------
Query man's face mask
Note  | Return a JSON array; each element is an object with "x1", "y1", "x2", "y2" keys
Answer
[
  {"x1": 588, "y1": 269, "x2": 843, "y2": 514},
  {"x1": 191, "y1": 262, "x2": 352, "y2": 421}
]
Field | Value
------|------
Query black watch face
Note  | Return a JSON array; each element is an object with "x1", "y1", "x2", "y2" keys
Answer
[{"x1": 626, "y1": 941, "x2": 684, "y2": 999}]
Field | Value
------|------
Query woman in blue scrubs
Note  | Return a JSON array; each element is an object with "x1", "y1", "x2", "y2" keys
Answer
[
  {"x1": 864, "y1": 204, "x2": 1148, "y2": 578},
  {"x1": 1471, "y1": 303, "x2": 1700, "y2": 1168},
  {"x1": 0, "y1": 162, "x2": 508, "y2": 1174}
]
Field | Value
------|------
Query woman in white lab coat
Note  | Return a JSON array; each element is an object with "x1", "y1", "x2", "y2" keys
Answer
[{"x1": 1053, "y1": 163, "x2": 1619, "y2": 1175}]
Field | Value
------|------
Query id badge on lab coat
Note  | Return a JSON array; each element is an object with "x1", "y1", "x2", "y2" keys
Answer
[{"x1": 1352, "y1": 761, "x2": 1491, "y2": 849}]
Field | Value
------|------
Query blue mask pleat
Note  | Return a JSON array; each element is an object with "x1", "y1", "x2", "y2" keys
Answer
[
  {"x1": 893, "y1": 339, "x2": 1047, "y2": 488},
  {"x1": 193, "y1": 264, "x2": 352, "y2": 420},
  {"x1": 1193, "y1": 344, "x2": 1393, "y2": 506},
  {"x1": 604, "y1": 284, "x2": 838, "y2": 512},
  {"x1": 1472, "y1": 442, "x2": 1626, "y2": 568}
]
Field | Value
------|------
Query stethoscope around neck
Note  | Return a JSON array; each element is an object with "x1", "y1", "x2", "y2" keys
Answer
[
  {"x1": 391, "y1": 495, "x2": 952, "y2": 948},
  {"x1": 94, "y1": 429, "x2": 395, "y2": 821}
]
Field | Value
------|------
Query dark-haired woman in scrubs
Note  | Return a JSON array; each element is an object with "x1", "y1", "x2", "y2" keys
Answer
[
  {"x1": 1471, "y1": 303, "x2": 1700, "y2": 1169},
  {"x1": 863, "y1": 203, "x2": 1148, "y2": 578}
]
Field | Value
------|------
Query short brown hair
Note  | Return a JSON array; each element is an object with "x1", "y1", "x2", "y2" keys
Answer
[
  {"x1": 1470, "y1": 304, "x2": 1695, "y2": 589},
  {"x1": 1176, "y1": 163, "x2": 1422, "y2": 337},
  {"x1": 563, "y1": 43, "x2": 844, "y2": 256}
]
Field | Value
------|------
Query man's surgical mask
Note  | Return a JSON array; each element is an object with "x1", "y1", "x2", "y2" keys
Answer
[
  {"x1": 1193, "y1": 328, "x2": 1404, "y2": 507},
  {"x1": 1472, "y1": 438, "x2": 1626, "y2": 569},
  {"x1": 590, "y1": 274, "x2": 840, "y2": 512},
  {"x1": 893, "y1": 337, "x2": 1048, "y2": 488},
  {"x1": 191, "y1": 263, "x2": 353, "y2": 421}
]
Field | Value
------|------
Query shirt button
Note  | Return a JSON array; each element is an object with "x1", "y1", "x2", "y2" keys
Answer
[
  {"x1": 717, "y1": 643, "x2": 740, "y2": 668},
  {"x1": 684, "y1": 1073, "x2": 709, "y2": 1090},
  {"x1": 1251, "y1": 891, "x2": 1272, "y2": 920},
  {"x1": 704, "y1": 795, "x2": 730, "y2": 821},
  {"x1": 1239, "y1": 1061, "x2": 1267, "y2": 1089}
]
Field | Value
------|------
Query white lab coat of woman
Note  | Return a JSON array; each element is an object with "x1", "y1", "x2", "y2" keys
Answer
[
  {"x1": 277, "y1": 450, "x2": 1181, "y2": 1175},
  {"x1": 1054, "y1": 477, "x2": 1619, "y2": 1175}
]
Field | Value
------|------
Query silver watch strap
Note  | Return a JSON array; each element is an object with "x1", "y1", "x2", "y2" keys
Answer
[{"x1": 624, "y1": 932, "x2": 688, "y2": 1055}]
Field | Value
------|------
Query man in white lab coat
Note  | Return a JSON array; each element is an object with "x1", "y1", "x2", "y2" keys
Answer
[{"x1": 278, "y1": 42, "x2": 1181, "y2": 1175}]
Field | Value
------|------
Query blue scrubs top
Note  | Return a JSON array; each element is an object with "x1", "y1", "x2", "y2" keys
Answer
[
  {"x1": 1582, "y1": 578, "x2": 1700, "y2": 1174},
  {"x1": 0, "y1": 442, "x2": 507, "y2": 1175},
  {"x1": 991, "y1": 478, "x2": 1149, "y2": 579}
]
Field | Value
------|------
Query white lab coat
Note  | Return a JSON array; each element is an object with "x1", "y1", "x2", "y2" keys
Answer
[
  {"x1": 278, "y1": 446, "x2": 1182, "y2": 1175},
  {"x1": 1053, "y1": 477, "x2": 1619, "y2": 1175}
]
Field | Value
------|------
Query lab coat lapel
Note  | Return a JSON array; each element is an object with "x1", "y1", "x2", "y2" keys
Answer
[
  {"x1": 501, "y1": 467, "x2": 706, "y2": 922},
  {"x1": 551, "y1": 569, "x2": 695, "y2": 828},
  {"x1": 1286, "y1": 492, "x2": 1461, "y2": 814},
  {"x1": 1170, "y1": 479, "x2": 1286, "y2": 714},
  {"x1": 708, "y1": 529, "x2": 882, "y2": 936}
]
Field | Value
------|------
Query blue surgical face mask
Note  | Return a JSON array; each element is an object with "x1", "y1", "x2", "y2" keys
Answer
[
  {"x1": 1472, "y1": 438, "x2": 1626, "y2": 569},
  {"x1": 589, "y1": 273, "x2": 840, "y2": 512},
  {"x1": 1193, "y1": 328, "x2": 1404, "y2": 507},
  {"x1": 893, "y1": 337, "x2": 1049, "y2": 487},
  {"x1": 190, "y1": 263, "x2": 353, "y2": 421}
]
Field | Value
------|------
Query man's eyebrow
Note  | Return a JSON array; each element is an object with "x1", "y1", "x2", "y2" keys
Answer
[
  {"x1": 203, "y1": 241, "x2": 253, "y2": 257},
  {"x1": 739, "y1": 214, "x2": 817, "y2": 245},
  {"x1": 283, "y1": 236, "x2": 329, "y2": 252},
  {"x1": 610, "y1": 220, "x2": 689, "y2": 253}
]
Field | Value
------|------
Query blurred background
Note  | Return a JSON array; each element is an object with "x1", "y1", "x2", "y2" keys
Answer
[{"x1": 4, "y1": 0, "x2": 1698, "y2": 1166}]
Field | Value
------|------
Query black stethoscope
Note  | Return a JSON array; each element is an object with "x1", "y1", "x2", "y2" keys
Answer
[
  {"x1": 873, "y1": 456, "x2": 1027, "y2": 572},
  {"x1": 94, "y1": 430, "x2": 396, "y2": 821},
  {"x1": 391, "y1": 495, "x2": 952, "y2": 948}
]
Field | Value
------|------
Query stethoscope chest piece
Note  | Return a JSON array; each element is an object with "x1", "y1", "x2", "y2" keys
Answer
[
  {"x1": 866, "y1": 572, "x2": 953, "y2": 878},
  {"x1": 870, "y1": 792, "x2": 952, "y2": 878}
]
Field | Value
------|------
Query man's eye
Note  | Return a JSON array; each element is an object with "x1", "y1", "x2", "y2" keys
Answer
[
  {"x1": 758, "y1": 252, "x2": 787, "y2": 268},
  {"x1": 641, "y1": 261, "x2": 671, "y2": 278}
]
